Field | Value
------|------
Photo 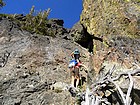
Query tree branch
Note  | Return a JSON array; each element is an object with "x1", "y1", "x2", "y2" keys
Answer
[
  {"x1": 109, "y1": 78, "x2": 127, "y2": 105},
  {"x1": 126, "y1": 73, "x2": 133, "y2": 105},
  {"x1": 112, "y1": 69, "x2": 140, "y2": 81}
]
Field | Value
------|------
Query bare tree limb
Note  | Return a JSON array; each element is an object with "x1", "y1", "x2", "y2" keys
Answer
[
  {"x1": 112, "y1": 69, "x2": 140, "y2": 81},
  {"x1": 101, "y1": 98, "x2": 111, "y2": 105},
  {"x1": 80, "y1": 65, "x2": 139, "y2": 105},
  {"x1": 126, "y1": 73, "x2": 133, "y2": 105},
  {"x1": 132, "y1": 63, "x2": 140, "y2": 69},
  {"x1": 106, "y1": 64, "x2": 116, "y2": 76},
  {"x1": 109, "y1": 78, "x2": 127, "y2": 105},
  {"x1": 94, "y1": 96, "x2": 100, "y2": 105}
]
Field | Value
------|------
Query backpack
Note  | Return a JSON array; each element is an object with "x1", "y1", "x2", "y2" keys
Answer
[{"x1": 68, "y1": 59, "x2": 78, "y2": 68}]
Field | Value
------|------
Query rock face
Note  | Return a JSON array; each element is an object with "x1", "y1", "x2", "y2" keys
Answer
[
  {"x1": 0, "y1": 17, "x2": 90, "y2": 105},
  {"x1": 70, "y1": 0, "x2": 140, "y2": 75},
  {"x1": 70, "y1": 22, "x2": 93, "y2": 52},
  {"x1": 79, "y1": 0, "x2": 140, "y2": 104},
  {"x1": 79, "y1": 0, "x2": 140, "y2": 78},
  {"x1": 80, "y1": 0, "x2": 140, "y2": 38},
  {"x1": 0, "y1": 1, "x2": 140, "y2": 104}
]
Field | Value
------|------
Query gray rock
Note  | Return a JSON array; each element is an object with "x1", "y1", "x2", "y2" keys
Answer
[{"x1": 0, "y1": 17, "x2": 90, "y2": 105}]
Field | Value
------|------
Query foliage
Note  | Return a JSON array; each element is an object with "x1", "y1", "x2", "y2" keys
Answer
[
  {"x1": 0, "y1": 6, "x2": 54, "y2": 36},
  {"x1": 0, "y1": 0, "x2": 5, "y2": 8},
  {"x1": 20, "y1": 6, "x2": 52, "y2": 36}
]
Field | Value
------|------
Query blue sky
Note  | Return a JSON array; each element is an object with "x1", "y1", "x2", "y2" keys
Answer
[{"x1": 0, "y1": 0, "x2": 82, "y2": 28}]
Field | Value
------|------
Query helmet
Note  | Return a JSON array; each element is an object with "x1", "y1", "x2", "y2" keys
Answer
[{"x1": 74, "y1": 48, "x2": 80, "y2": 54}]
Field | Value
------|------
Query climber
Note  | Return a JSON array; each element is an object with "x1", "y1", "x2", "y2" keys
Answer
[
  {"x1": 68, "y1": 59, "x2": 78, "y2": 68},
  {"x1": 70, "y1": 62, "x2": 81, "y2": 88},
  {"x1": 70, "y1": 48, "x2": 81, "y2": 63},
  {"x1": 69, "y1": 59, "x2": 88, "y2": 88}
]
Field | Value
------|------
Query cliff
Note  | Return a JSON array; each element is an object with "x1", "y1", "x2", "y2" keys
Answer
[
  {"x1": 70, "y1": 0, "x2": 140, "y2": 104},
  {"x1": 80, "y1": 0, "x2": 140, "y2": 38},
  {"x1": 0, "y1": 16, "x2": 89, "y2": 105},
  {"x1": 0, "y1": 0, "x2": 140, "y2": 104}
]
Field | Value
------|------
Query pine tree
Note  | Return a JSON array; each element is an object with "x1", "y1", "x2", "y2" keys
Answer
[{"x1": 0, "y1": 0, "x2": 5, "y2": 8}]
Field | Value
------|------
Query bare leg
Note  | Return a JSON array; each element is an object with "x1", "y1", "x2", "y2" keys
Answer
[
  {"x1": 75, "y1": 78, "x2": 80, "y2": 88},
  {"x1": 76, "y1": 59, "x2": 80, "y2": 63},
  {"x1": 71, "y1": 76, "x2": 75, "y2": 87}
]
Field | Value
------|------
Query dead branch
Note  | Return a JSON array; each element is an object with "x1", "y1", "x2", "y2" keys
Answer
[
  {"x1": 132, "y1": 63, "x2": 140, "y2": 69},
  {"x1": 91, "y1": 65, "x2": 116, "y2": 91},
  {"x1": 106, "y1": 64, "x2": 116, "y2": 76},
  {"x1": 109, "y1": 73, "x2": 134, "y2": 105},
  {"x1": 112, "y1": 68, "x2": 140, "y2": 81},
  {"x1": 90, "y1": 67, "x2": 139, "y2": 104},
  {"x1": 94, "y1": 96, "x2": 100, "y2": 105},
  {"x1": 109, "y1": 78, "x2": 127, "y2": 105},
  {"x1": 91, "y1": 96, "x2": 101, "y2": 105},
  {"x1": 126, "y1": 73, "x2": 133, "y2": 105},
  {"x1": 100, "y1": 98, "x2": 111, "y2": 105},
  {"x1": 79, "y1": 64, "x2": 139, "y2": 105}
]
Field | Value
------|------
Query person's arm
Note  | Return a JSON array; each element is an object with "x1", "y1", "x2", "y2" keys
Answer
[
  {"x1": 70, "y1": 52, "x2": 74, "y2": 58},
  {"x1": 79, "y1": 53, "x2": 81, "y2": 57}
]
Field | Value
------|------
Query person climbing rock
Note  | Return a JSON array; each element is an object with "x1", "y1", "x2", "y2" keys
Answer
[
  {"x1": 68, "y1": 59, "x2": 78, "y2": 68},
  {"x1": 69, "y1": 60, "x2": 87, "y2": 88},
  {"x1": 69, "y1": 49, "x2": 88, "y2": 88},
  {"x1": 71, "y1": 48, "x2": 81, "y2": 63},
  {"x1": 70, "y1": 62, "x2": 81, "y2": 88}
]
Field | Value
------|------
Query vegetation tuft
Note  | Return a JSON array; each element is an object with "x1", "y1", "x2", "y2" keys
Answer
[
  {"x1": 0, "y1": 6, "x2": 57, "y2": 37},
  {"x1": 20, "y1": 6, "x2": 51, "y2": 36},
  {"x1": 0, "y1": 0, "x2": 5, "y2": 8}
]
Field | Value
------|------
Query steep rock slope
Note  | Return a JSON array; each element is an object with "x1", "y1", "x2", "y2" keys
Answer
[
  {"x1": 0, "y1": 18, "x2": 89, "y2": 105},
  {"x1": 76, "y1": 0, "x2": 140, "y2": 104},
  {"x1": 80, "y1": 0, "x2": 140, "y2": 38},
  {"x1": 76, "y1": 0, "x2": 140, "y2": 78}
]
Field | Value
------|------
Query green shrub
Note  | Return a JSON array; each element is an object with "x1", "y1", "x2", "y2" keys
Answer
[
  {"x1": 21, "y1": 6, "x2": 52, "y2": 36},
  {"x1": 0, "y1": 0, "x2": 5, "y2": 8},
  {"x1": 0, "y1": 6, "x2": 54, "y2": 36}
]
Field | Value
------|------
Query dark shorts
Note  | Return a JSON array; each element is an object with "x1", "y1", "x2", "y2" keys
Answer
[
  {"x1": 74, "y1": 54, "x2": 80, "y2": 60},
  {"x1": 70, "y1": 67, "x2": 79, "y2": 78}
]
